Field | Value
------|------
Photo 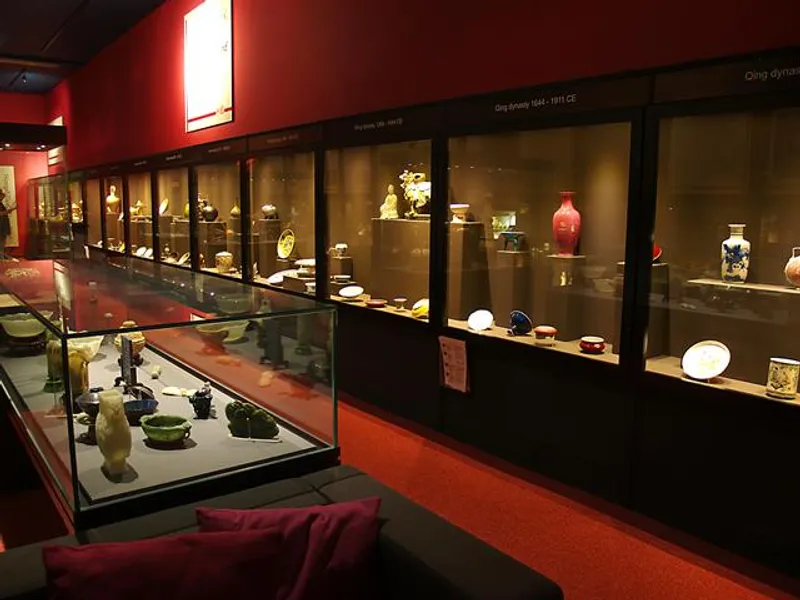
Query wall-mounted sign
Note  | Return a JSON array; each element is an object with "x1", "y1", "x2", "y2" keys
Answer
[
  {"x1": 184, "y1": 0, "x2": 233, "y2": 132},
  {"x1": 48, "y1": 116, "x2": 64, "y2": 167}
]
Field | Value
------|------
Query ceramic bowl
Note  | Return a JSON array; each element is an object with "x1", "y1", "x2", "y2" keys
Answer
[
  {"x1": 339, "y1": 285, "x2": 365, "y2": 299},
  {"x1": 579, "y1": 335, "x2": 606, "y2": 354},
  {"x1": 140, "y1": 414, "x2": 192, "y2": 443},
  {"x1": 411, "y1": 298, "x2": 429, "y2": 319},
  {"x1": 69, "y1": 335, "x2": 104, "y2": 361},
  {"x1": 533, "y1": 325, "x2": 557, "y2": 347},
  {"x1": 450, "y1": 203, "x2": 470, "y2": 222},
  {"x1": 467, "y1": 309, "x2": 494, "y2": 332},
  {"x1": 393, "y1": 297, "x2": 408, "y2": 311},
  {"x1": 223, "y1": 320, "x2": 249, "y2": 343},
  {"x1": 366, "y1": 299, "x2": 387, "y2": 308},
  {"x1": 294, "y1": 258, "x2": 316, "y2": 269},
  {"x1": 124, "y1": 398, "x2": 159, "y2": 426},
  {"x1": 0, "y1": 314, "x2": 48, "y2": 339},
  {"x1": 681, "y1": 340, "x2": 730, "y2": 380},
  {"x1": 216, "y1": 294, "x2": 251, "y2": 315},
  {"x1": 508, "y1": 310, "x2": 533, "y2": 336},
  {"x1": 196, "y1": 323, "x2": 229, "y2": 348},
  {"x1": 332, "y1": 275, "x2": 351, "y2": 283}
]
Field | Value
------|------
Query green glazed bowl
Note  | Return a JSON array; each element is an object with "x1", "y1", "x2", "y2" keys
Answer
[{"x1": 140, "y1": 414, "x2": 192, "y2": 443}]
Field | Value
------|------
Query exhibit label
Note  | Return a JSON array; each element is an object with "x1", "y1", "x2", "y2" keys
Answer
[
  {"x1": 439, "y1": 335, "x2": 469, "y2": 393},
  {"x1": 325, "y1": 107, "x2": 442, "y2": 143},
  {"x1": 249, "y1": 126, "x2": 321, "y2": 152},
  {"x1": 184, "y1": 0, "x2": 233, "y2": 132}
]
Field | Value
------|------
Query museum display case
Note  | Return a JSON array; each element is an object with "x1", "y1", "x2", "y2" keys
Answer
[
  {"x1": 127, "y1": 172, "x2": 154, "y2": 259},
  {"x1": 196, "y1": 162, "x2": 242, "y2": 278},
  {"x1": 86, "y1": 178, "x2": 102, "y2": 248},
  {"x1": 643, "y1": 105, "x2": 800, "y2": 402},
  {"x1": 446, "y1": 122, "x2": 632, "y2": 363},
  {"x1": 325, "y1": 139, "x2": 432, "y2": 316},
  {"x1": 0, "y1": 257, "x2": 338, "y2": 527},
  {"x1": 25, "y1": 175, "x2": 71, "y2": 259},
  {"x1": 69, "y1": 180, "x2": 83, "y2": 224},
  {"x1": 250, "y1": 152, "x2": 315, "y2": 294},
  {"x1": 155, "y1": 167, "x2": 191, "y2": 268},
  {"x1": 101, "y1": 176, "x2": 125, "y2": 253}
]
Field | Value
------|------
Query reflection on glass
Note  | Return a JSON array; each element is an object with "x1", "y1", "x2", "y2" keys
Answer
[
  {"x1": 87, "y1": 179, "x2": 102, "y2": 247},
  {"x1": 128, "y1": 173, "x2": 153, "y2": 259},
  {"x1": 326, "y1": 140, "x2": 431, "y2": 316},
  {"x1": 197, "y1": 163, "x2": 241, "y2": 278},
  {"x1": 446, "y1": 123, "x2": 631, "y2": 362},
  {"x1": 156, "y1": 168, "x2": 190, "y2": 267},
  {"x1": 646, "y1": 108, "x2": 800, "y2": 401},
  {"x1": 69, "y1": 180, "x2": 83, "y2": 223},
  {"x1": 103, "y1": 176, "x2": 124, "y2": 252},
  {"x1": 251, "y1": 152, "x2": 315, "y2": 294}
]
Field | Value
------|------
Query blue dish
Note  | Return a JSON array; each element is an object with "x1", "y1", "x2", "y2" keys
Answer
[
  {"x1": 508, "y1": 310, "x2": 533, "y2": 336},
  {"x1": 124, "y1": 398, "x2": 159, "y2": 426}
]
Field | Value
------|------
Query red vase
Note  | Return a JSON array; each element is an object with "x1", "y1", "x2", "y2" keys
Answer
[{"x1": 552, "y1": 191, "x2": 581, "y2": 256}]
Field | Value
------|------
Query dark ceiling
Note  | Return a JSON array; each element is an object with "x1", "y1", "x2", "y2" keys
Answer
[{"x1": 0, "y1": 0, "x2": 168, "y2": 94}]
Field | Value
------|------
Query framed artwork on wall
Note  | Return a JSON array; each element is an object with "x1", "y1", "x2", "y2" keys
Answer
[{"x1": 0, "y1": 165, "x2": 19, "y2": 249}]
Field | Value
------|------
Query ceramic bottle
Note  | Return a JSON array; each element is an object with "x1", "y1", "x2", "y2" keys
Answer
[
  {"x1": 95, "y1": 389, "x2": 132, "y2": 477},
  {"x1": 784, "y1": 247, "x2": 800, "y2": 287},
  {"x1": 552, "y1": 191, "x2": 581, "y2": 256},
  {"x1": 720, "y1": 224, "x2": 750, "y2": 283}
]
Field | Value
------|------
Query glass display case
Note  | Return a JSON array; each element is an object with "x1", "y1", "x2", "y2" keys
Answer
[
  {"x1": 250, "y1": 152, "x2": 315, "y2": 294},
  {"x1": 86, "y1": 179, "x2": 102, "y2": 248},
  {"x1": 68, "y1": 179, "x2": 83, "y2": 224},
  {"x1": 128, "y1": 172, "x2": 153, "y2": 259},
  {"x1": 102, "y1": 176, "x2": 125, "y2": 253},
  {"x1": 0, "y1": 258, "x2": 337, "y2": 527},
  {"x1": 25, "y1": 175, "x2": 71, "y2": 259},
  {"x1": 645, "y1": 106, "x2": 800, "y2": 401},
  {"x1": 196, "y1": 162, "x2": 241, "y2": 278},
  {"x1": 155, "y1": 168, "x2": 191, "y2": 268},
  {"x1": 325, "y1": 140, "x2": 432, "y2": 315},
  {"x1": 446, "y1": 123, "x2": 632, "y2": 362}
]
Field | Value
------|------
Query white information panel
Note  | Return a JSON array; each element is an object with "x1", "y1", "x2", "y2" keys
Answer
[{"x1": 184, "y1": 0, "x2": 233, "y2": 132}]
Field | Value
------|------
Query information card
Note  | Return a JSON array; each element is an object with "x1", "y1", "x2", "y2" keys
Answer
[{"x1": 438, "y1": 336, "x2": 468, "y2": 393}]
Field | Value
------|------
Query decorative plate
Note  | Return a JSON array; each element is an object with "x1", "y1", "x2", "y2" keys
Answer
[
  {"x1": 266, "y1": 269, "x2": 297, "y2": 286},
  {"x1": 411, "y1": 298, "x2": 429, "y2": 319},
  {"x1": 144, "y1": 248, "x2": 153, "y2": 259},
  {"x1": 681, "y1": 340, "x2": 731, "y2": 380},
  {"x1": 653, "y1": 242, "x2": 663, "y2": 262},
  {"x1": 467, "y1": 309, "x2": 494, "y2": 332},
  {"x1": 159, "y1": 198, "x2": 169, "y2": 215},
  {"x1": 509, "y1": 310, "x2": 533, "y2": 336},
  {"x1": 135, "y1": 246, "x2": 147, "y2": 257},
  {"x1": 339, "y1": 285, "x2": 365, "y2": 299},
  {"x1": 294, "y1": 258, "x2": 316, "y2": 268},
  {"x1": 366, "y1": 299, "x2": 387, "y2": 308},
  {"x1": 177, "y1": 252, "x2": 190, "y2": 265},
  {"x1": 277, "y1": 229, "x2": 295, "y2": 259}
]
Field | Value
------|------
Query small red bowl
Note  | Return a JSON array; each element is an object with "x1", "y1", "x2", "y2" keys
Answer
[
  {"x1": 579, "y1": 336, "x2": 606, "y2": 354},
  {"x1": 653, "y1": 242, "x2": 662, "y2": 262}
]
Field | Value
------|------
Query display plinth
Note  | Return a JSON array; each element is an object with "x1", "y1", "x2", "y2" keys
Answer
[
  {"x1": 130, "y1": 219, "x2": 153, "y2": 252},
  {"x1": 199, "y1": 221, "x2": 228, "y2": 269},
  {"x1": 492, "y1": 250, "x2": 531, "y2": 323},
  {"x1": 546, "y1": 254, "x2": 587, "y2": 287},
  {"x1": 371, "y1": 218, "x2": 429, "y2": 304},
  {"x1": 256, "y1": 220, "x2": 282, "y2": 279},
  {"x1": 448, "y1": 222, "x2": 488, "y2": 321},
  {"x1": 330, "y1": 279, "x2": 357, "y2": 294},
  {"x1": 104, "y1": 213, "x2": 124, "y2": 247},
  {"x1": 170, "y1": 218, "x2": 191, "y2": 257},
  {"x1": 330, "y1": 256, "x2": 354, "y2": 278},
  {"x1": 283, "y1": 273, "x2": 313, "y2": 294}
]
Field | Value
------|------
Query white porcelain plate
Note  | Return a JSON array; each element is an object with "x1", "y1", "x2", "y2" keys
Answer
[
  {"x1": 266, "y1": 269, "x2": 297, "y2": 286},
  {"x1": 467, "y1": 309, "x2": 494, "y2": 332},
  {"x1": 159, "y1": 198, "x2": 169, "y2": 215},
  {"x1": 339, "y1": 285, "x2": 365, "y2": 299},
  {"x1": 135, "y1": 246, "x2": 147, "y2": 257},
  {"x1": 681, "y1": 340, "x2": 731, "y2": 380},
  {"x1": 177, "y1": 252, "x2": 190, "y2": 265},
  {"x1": 294, "y1": 258, "x2": 316, "y2": 268},
  {"x1": 144, "y1": 248, "x2": 153, "y2": 259}
]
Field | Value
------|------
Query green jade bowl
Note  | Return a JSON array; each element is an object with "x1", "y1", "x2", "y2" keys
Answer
[{"x1": 140, "y1": 414, "x2": 192, "y2": 443}]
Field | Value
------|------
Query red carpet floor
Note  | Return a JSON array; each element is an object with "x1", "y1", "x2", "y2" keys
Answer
[{"x1": 338, "y1": 400, "x2": 799, "y2": 600}]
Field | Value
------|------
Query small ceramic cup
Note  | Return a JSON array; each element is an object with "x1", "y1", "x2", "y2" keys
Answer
[
  {"x1": 215, "y1": 251, "x2": 234, "y2": 274},
  {"x1": 533, "y1": 325, "x2": 557, "y2": 347},
  {"x1": 393, "y1": 297, "x2": 408, "y2": 311},
  {"x1": 579, "y1": 336, "x2": 606, "y2": 354},
  {"x1": 765, "y1": 357, "x2": 800, "y2": 400}
]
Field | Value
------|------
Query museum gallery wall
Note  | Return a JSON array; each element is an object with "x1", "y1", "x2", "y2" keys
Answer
[{"x1": 22, "y1": 0, "x2": 800, "y2": 581}]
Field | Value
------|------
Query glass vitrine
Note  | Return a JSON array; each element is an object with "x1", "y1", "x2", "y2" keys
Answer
[
  {"x1": 0, "y1": 258, "x2": 338, "y2": 528},
  {"x1": 446, "y1": 122, "x2": 632, "y2": 361},
  {"x1": 86, "y1": 179, "x2": 102, "y2": 248},
  {"x1": 128, "y1": 173, "x2": 153, "y2": 259},
  {"x1": 155, "y1": 168, "x2": 190, "y2": 268},
  {"x1": 196, "y1": 162, "x2": 241, "y2": 278},
  {"x1": 102, "y1": 176, "x2": 125, "y2": 253},
  {"x1": 645, "y1": 106, "x2": 800, "y2": 402},
  {"x1": 26, "y1": 175, "x2": 70, "y2": 259},
  {"x1": 250, "y1": 152, "x2": 315, "y2": 294},
  {"x1": 68, "y1": 180, "x2": 83, "y2": 224},
  {"x1": 325, "y1": 140, "x2": 432, "y2": 316}
]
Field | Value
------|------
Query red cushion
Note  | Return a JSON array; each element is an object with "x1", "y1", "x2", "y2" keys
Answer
[
  {"x1": 196, "y1": 497, "x2": 382, "y2": 600},
  {"x1": 43, "y1": 529, "x2": 283, "y2": 600}
]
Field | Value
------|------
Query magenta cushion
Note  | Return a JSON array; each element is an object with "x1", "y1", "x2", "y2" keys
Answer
[
  {"x1": 43, "y1": 529, "x2": 284, "y2": 600},
  {"x1": 196, "y1": 497, "x2": 382, "y2": 600}
]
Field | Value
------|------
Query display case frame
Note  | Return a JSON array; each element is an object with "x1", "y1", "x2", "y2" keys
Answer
[{"x1": 0, "y1": 257, "x2": 339, "y2": 529}]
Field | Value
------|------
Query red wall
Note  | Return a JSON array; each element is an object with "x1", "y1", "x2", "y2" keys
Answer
[
  {"x1": 0, "y1": 151, "x2": 48, "y2": 256},
  {"x1": 50, "y1": 0, "x2": 800, "y2": 169},
  {"x1": 0, "y1": 92, "x2": 46, "y2": 125}
]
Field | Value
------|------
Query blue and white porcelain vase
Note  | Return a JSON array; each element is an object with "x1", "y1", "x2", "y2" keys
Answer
[{"x1": 721, "y1": 223, "x2": 750, "y2": 283}]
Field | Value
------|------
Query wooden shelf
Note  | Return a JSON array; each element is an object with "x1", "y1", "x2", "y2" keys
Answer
[{"x1": 687, "y1": 278, "x2": 800, "y2": 296}]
